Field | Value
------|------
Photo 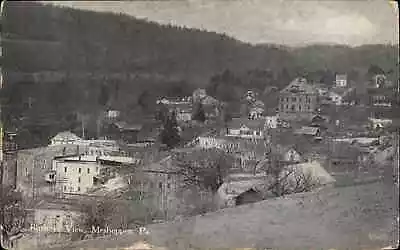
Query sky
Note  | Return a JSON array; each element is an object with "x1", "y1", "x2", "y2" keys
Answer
[{"x1": 48, "y1": 0, "x2": 399, "y2": 47}]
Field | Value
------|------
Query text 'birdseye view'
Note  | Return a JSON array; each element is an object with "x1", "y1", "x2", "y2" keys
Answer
[{"x1": 0, "y1": 0, "x2": 399, "y2": 250}]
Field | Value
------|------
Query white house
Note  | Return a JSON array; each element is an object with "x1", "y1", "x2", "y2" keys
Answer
[
  {"x1": 105, "y1": 110, "x2": 120, "y2": 120},
  {"x1": 368, "y1": 118, "x2": 393, "y2": 130},
  {"x1": 226, "y1": 118, "x2": 265, "y2": 139},
  {"x1": 53, "y1": 156, "x2": 101, "y2": 194},
  {"x1": 197, "y1": 136, "x2": 227, "y2": 149},
  {"x1": 335, "y1": 74, "x2": 347, "y2": 87},
  {"x1": 50, "y1": 131, "x2": 82, "y2": 146},
  {"x1": 249, "y1": 107, "x2": 264, "y2": 120},
  {"x1": 328, "y1": 91, "x2": 343, "y2": 106},
  {"x1": 373, "y1": 74, "x2": 386, "y2": 88},
  {"x1": 264, "y1": 116, "x2": 278, "y2": 129}
]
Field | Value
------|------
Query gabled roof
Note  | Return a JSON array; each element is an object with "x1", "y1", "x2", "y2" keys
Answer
[
  {"x1": 294, "y1": 126, "x2": 320, "y2": 136},
  {"x1": 228, "y1": 118, "x2": 265, "y2": 130},
  {"x1": 335, "y1": 74, "x2": 347, "y2": 81},
  {"x1": 113, "y1": 121, "x2": 143, "y2": 131},
  {"x1": 51, "y1": 131, "x2": 82, "y2": 142},
  {"x1": 280, "y1": 78, "x2": 316, "y2": 95}
]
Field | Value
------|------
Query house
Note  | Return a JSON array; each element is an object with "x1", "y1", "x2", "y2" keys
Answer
[
  {"x1": 29, "y1": 200, "x2": 82, "y2": 233},
  {"x1": 16, "y1": 145, "x2": 83, "y2": 197},
  {"x1": 248, "y1": 107, "x2": 264, "y2": 120},
  {"x1": 310, "y1": 114, "x2": 329, "y2": 129},
  {"x1": 367, "y1": 87, "x2": 394, "y2": 107},
  {"x1": 328, "y1": 91, "x2": 343, "y2": 105},
  {"x1": 278, "y1": 78, "x2": 318, "y2": 121},
  {"x1": 368, "y1": 117, "x2": 393, "y2": 130},
  {"x1": 326, "y1": 142, "x2": 361, "y2": 172},
  {"x1": 335, "y1": 74, "x2": 347, "y2": 87},
  {"x1": 373, "y1": 74, "x2": 386, "y2": 88},
  {"x1": 53, "y1": 155, "x2": 103, "y2": 194},
  {"x1": 156, "y1": 96, "x2": 191, "y2": 105},
  {"x1": 168, "y1": 103, "x2": 192, "y2": 122},
  {"x1": 264, "y1": 115, "x2": 278, "y2": 129},
  {"x1": 11, "y1": 200, "x2": 84, "y2": 250},
  {"x1": 107, "y1": 121, "x2": 143, "y2": 143},
  {"x1": 294, "y1": 126, "x2": 321, "y2": 137},
  {"x1": 53, "y1": 154, "x2": 139, "y2": 195},
  {"x1": 226, "y1": 118, "x2": 265, "y2": 139},
  {"x1": 196, "y1": 136, "x2": 227, "y2": 149},
  {"x1": 105, "y1": 110, "x2": 120, "y2": 120},
  {"x1": 50, "y1": 131, "x2": 82, "y2": 146},
  {"x1": 192, "y1": 88, "x2": 207, "y2": 103}
]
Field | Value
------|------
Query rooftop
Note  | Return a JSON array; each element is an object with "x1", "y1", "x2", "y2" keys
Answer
[
  {"x1": 50, "y1": 131, "x2": 82, "y2": 142},
  {"x1": 228, "y1": 117, "x2": 265, "y2": 130},
  {"x1": 280, "y1": 78, "x2": 316, "y2": 95},
  {"x1": 113, "y1": 121, "x2": 143, "y2": 131}
]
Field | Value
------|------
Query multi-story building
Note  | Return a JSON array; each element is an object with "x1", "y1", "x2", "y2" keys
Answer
[
  {"x1": 278, "y1": 78, "x2": 318, "y2": 121},
  {"x1": 53, "y1": 154, "x2": 139, "y2": 195},
  {"x1": 226, "y1": 118, "x2": 265, "y2": 139},
  {"x1": 16, "y1": 145, "x2": 82, "y2": 197},
  {"x1": 335, "y1": 74, "x2": 348, "y2": 87}
]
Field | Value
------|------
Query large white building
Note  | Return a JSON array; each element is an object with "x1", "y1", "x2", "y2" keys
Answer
[
  {"x1": 54, "y1": 156, "x2": 101, "y2": 194},
  {"x1": 53, "y1": 155, "x2": 139, "y2": 194},
  {"x1": 335, "y1": 74, "x2": 348, "y2": 87}
]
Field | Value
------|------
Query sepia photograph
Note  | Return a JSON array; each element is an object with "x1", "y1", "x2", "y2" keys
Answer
[{"x1": 0, "y1": 0, "x2": 399, "y2": 249}]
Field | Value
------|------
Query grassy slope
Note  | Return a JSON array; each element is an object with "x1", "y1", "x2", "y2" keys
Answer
[{"x1": 44, "y1": 178, "x2": 396, "y2": 250}]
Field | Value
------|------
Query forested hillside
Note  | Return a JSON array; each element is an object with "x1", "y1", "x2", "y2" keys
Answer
[{"x1": 0, "y1": 1, "x2": 397, "y2": 148}]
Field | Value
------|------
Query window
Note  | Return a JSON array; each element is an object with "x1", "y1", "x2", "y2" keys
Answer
[
  {"x1": 299, "y1": 105, "x2": 302, "y2": 111},
  {"x1": 64, "y1": 167, "x2": 67, "y2": 173},
  {"x1": 280, "y1": 104, "x2": 284, "y2": 111},
  {"x1": 285, "y1": 104, "x2": 288, "y2": 109},
  {"x1": 158, "y1": 182, "x2": 162, "y2": 189},
  {"x1": 25, "y1": 168, "x2": 28, "y2": 176},
  {"x1": 307, "y1": 105, "x2": 311, "y2": 110},
  {"x1": 87, "y1": 168, "x2": 90, "y2": 174},
  {"x1": 286, "y1": 97, "x2": 289, "y2": 102},
  {"x1": 63, "y1": 186, "x2": 67, "y2": 191},
  {"x1": 78, "y1": 168, "x2": 81, "y2": 174},
  {"x1": 292, "y1": 97, "x2": 297, "y2": 102},
  {"x1": 167, "y1": 183, "x2": 171, "y2": 189},
  {"x1": 78, "y1": 177, "x2": 81, "y2": 183},
  {"x1": 291, "y1": 105, "x2": 295, "y2": 111},
  {"x1": 77, "y1": 187, "x2": 81, "y2": 192}
]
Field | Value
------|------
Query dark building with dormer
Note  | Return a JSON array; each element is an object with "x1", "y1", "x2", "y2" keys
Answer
[{"x1": 278, "y1": 78, "x2": 318, "y2": 121}]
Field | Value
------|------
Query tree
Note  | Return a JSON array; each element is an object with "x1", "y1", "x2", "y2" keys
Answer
[
  {"x1": 160, "y1": 111, "x2": 181, "y2": 148},
  {"x1": 137, "y1": 90, "x2": 155, "y2": 111},
  {"x1": 174, "y1": 148, "x2": 233, "y2": 192},
  {"x1": 192, "y1": 102, "x2": 206, "y2": 123},
  {"x1": 367, "y1": 64, "x2": 385, "y2": 76},
  {"x1": 0, "y1": 186, "x2": 26, "y2": 248},
  {"x1": 98, "y1": 83, "x2": 110, "y2": 107},
  {"x1": 256, "y1": 152, "x2": 319, "y2": 197},
  {"x1": 155, "y1": 104, "x2": 169, "y2": 124}
]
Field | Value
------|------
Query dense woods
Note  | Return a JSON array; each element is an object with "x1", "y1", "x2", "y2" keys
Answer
[{"x1": 0, "y1": 2, "x2": 397, "y2": 148}]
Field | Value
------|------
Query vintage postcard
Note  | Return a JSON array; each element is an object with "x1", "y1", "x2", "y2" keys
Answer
[{"x1": 0, "y1": 0, "x2": 399, "y2": 249}]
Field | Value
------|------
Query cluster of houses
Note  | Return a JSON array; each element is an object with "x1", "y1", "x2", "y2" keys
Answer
[{"x1": 5, "y1": 71, "x2": 397, "y2": 249}]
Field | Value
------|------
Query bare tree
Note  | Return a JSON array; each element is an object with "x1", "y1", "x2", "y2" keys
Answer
[
  {"x1": 258, "y1": 152, "x2": 319, "y2": 198},
  {"x1": 0, "y1": 186, "x2": 26, "y2": 248},
  {"x1": 174, "y1": 148, "x2": 233, "y2": 193}
]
